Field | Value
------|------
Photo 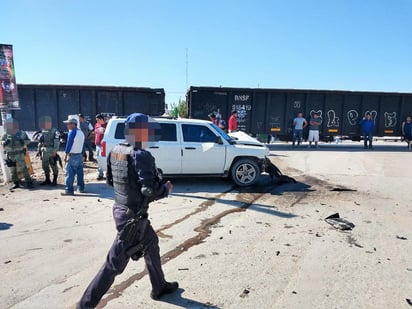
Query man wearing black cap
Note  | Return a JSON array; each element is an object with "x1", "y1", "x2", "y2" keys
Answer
[
  {"x1": 78, "y1": 114, "x2": 95, "y2": 162},
  {"x1": 77, "y1": 113, "x2": 178, "y2": 308}
]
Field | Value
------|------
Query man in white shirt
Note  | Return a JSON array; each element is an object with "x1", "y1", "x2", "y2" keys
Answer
[{"x1": 61, "y1": 117, "x2": 85, "y2": 195}]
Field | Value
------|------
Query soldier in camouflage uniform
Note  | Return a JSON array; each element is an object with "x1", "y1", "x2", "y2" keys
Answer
[
  {"x1": 1, "y1": 118, "x2": 33, "y2": 190},
  {"x1": 37, "y1": 116, "x2": 60, "y2": 186}
]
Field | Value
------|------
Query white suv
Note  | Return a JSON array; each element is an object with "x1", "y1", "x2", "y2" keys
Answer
[{"x1": 98, "y1": 117, "x2": 270, "y2": 186}]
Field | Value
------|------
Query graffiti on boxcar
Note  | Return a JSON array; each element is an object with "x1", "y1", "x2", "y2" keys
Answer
[
  {"x1": 232, "y1": 93, "x2": 252, "y2": 131},
  {"x1": 327, "y1": 110, "x2": 340, "y2": 127},
  {"x1": 310, "y1": 110, "x2": 323, "y2": 120},
  {"x1": 203, "y1": 103, "x2": 219, "y2": 117},
  {"x1": 231, "y1": 104, "x2": 251, "y2": 123},
  {"x1": 364, "y1": 110, "x2": 378, "y2": 123},
  {"x1": 293, "y1": 100, "x2": 301, "y2": 109},
  {"x1": 347, "y1": 110, "x2": 359, "y2": 125},
  {"x1": 384, "y1": 112, "x2": 397, "y2": 127}
]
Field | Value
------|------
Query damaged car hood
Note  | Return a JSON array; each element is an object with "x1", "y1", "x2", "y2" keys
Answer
[{"x1": 228, "y1": 131, "x2": 266, "y2": 147}]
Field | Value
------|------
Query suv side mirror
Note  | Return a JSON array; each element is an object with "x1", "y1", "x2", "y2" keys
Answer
[{"x1": 215, "y1": 136, "x2": 223, "y2": 144}]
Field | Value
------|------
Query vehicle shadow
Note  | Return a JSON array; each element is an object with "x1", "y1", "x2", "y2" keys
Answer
[
  {"x1": 168, "y1": 177, "x2": 234, "y2": 194},
  {"x1": 169, "y1": 174, "x2": 313, "y2": 195},
  {"x1": 156, "y1": 288, "x2": 221, "y2": 308}
]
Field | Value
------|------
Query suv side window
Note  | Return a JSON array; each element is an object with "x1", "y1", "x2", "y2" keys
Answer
[
  {"x1": 115, "y1": 123, "x2": 125, "y2": 139},
  {"x1": 156, "y1": 123, "x2": 177, "y2": 141},
  {"x1": 114, "y1": 121, "x2": 177, "y2": 142},
  {"x1": 182, "y1": 124, "x2": 217, "y2": 143}
]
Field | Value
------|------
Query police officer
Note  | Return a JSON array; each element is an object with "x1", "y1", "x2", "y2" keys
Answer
[
  {"x1": 77, "y1": 113, "x2": 178, "y2": 308},
  {"x1": 1, "y1": 118, "x2": 33, "y2": 189},
  {"x1": 37, "y1": 116, "x2": 60, "y2": 186}
]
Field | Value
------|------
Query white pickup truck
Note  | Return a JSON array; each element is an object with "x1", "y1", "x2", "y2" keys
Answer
[{"x1": 97, "y1": 117, "x2": 271, "y2": 186}]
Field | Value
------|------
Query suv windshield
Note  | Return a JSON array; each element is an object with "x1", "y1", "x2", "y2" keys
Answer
[{"x1": 211, "y1": 123, "x2": 233, "y2": 143}]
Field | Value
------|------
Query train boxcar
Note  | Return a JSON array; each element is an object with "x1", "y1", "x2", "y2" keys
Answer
[
  {"x1": 8, "y1": 84, "x2": 165, "y2": 131},
  {"x1": 187, "y1": 86, "x2": 412, "y2": 141}
]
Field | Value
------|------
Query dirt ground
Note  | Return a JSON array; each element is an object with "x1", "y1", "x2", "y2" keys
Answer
[{"x1": 1, "y1": 142, "x2": 411, "y2": 309}]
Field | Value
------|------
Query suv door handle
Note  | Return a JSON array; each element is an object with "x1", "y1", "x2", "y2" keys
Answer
[
  {"x1": 184, "y1": 147, "x2": 196, "y2": 150},
  {"x1": 149, "y1": 146, "x2": 159, "y2": 149}
]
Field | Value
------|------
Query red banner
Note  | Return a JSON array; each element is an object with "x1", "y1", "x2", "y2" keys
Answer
[{"x1": 0, "y1": 44, "x2": 20, "y2": 110}]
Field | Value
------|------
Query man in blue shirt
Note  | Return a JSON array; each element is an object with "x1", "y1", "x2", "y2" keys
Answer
[
  {"x1": 292, "y1": 112, "x2": 308, "y2": 147},
  {"x1": 61, "y1": 117, "x2": 85, "y2": 195},
  {"x1": 359, "y1": 112, "x2": 374, "y2": 149}
]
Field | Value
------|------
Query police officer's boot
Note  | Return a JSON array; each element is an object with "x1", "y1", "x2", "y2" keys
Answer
[
  {"x1": 10, "y1": 182, "x2": 20, "y2": 190},
  {"x1": 52, "y1": 175, "x2": 58, "y2": 186},
  {"x1": 40, "y1": 174, "x2": 52, "y2": 186}
]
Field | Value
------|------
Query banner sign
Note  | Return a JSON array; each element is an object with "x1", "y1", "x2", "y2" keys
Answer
[{"x1": 0, "y1": 44, "x2": 20, "y2": 110}]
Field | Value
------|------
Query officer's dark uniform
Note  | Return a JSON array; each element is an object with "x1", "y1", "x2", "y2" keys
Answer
[{"x1": 77, "y1": 142, "x2": 177, "y2": 308}]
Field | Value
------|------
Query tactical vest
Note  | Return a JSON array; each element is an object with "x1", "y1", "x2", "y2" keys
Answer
[
  {"x1": 40, "y1": 128, "x2": 57, "y2": 148},
  {"x1": 109, "y1": 143, "x2": 144, "y2": 211},
  {"x1": 2, "y1": 131, "x2": 26, "y2": 153}
]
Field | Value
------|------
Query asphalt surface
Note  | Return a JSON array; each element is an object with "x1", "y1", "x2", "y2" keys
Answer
[{"x1": 1, "y1": 142, "x2": 411, "y2": 309}]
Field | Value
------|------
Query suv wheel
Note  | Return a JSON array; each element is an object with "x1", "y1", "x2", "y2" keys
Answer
[{"x1": 231, "y1": 159, "x2": 259, "y2": 186}]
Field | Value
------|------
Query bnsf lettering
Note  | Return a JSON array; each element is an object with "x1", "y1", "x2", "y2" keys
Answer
[{"x1": 234, "y1": 95, "x2": 250, "y2": 102}]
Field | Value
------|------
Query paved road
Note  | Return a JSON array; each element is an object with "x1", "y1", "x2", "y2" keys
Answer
[{"x1": 1, "y1": 145, "x2": 411, "y2": 309}]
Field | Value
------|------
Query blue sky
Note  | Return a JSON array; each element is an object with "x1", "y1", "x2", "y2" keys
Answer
[{"x1": 3, "y1": 0, "x2": 412, "y2": 105}]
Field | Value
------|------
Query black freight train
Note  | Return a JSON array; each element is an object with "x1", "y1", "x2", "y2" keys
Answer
[
  {"x1": 187, "y1": 86, "x2": 412, "y2": 141},
  {"x1": 9, "y1": 84, "x2": 165, "y2": 131}
]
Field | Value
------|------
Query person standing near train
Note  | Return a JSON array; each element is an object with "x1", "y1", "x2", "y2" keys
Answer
[
  {"x1": 359, "y1": 112, "x2": 374, "y2": 149},
  {"x1": 228, "y1": 110, "x2": 238, "y2": 133},
  {"x1": 402, "y1": 116, "x2": 412, "y2": 150},
  {"x1": 292, "y1": 112, "x2": 308, "y2": 147}
]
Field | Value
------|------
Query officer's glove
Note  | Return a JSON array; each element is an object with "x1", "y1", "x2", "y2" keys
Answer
[
  {"x1": 5, "y1": 159, "x2": 16, "y2": 167},
  {"x1": 141, "y1": 186, "x2": 153, "y2": 197}
]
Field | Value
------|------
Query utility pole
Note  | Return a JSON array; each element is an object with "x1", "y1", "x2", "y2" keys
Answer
[
  {"x1": 185, "y1": 48, "x2": 189, "y2": 117},
  {"x1": 185, "y1": 48, "x2": 189, "y2": 91}
]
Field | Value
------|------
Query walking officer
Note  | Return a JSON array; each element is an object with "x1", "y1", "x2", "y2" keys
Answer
[
  {"x1": 77, "y1": 113, "x2": 178, "y2": 308},
  {"x1": 37, "y1": 116, "x2": 60, "y2": 186},
  {"x1": 1, "y1": 118, "x2": 33, "y2": 190}
]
